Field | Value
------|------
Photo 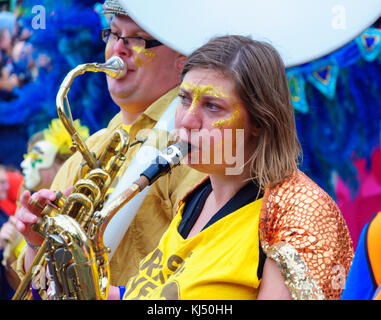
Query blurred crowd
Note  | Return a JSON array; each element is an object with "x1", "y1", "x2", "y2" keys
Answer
[
  {"x1": 0, "y1": 164, "x2": 23, "y2": 299},
  {"x1": 0, "y1": 7, "x2": 50, "y2": 102},
  {"x1": 0, "y1": 3, "x2": 42, "y2": 299}
]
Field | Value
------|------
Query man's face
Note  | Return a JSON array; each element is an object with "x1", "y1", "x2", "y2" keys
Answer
[
  {"x1": 105, "y1": 15, "x2": 182, "y2": 115},
  {"x1": 0, "y1": 169, "x2": 9, "y2": 200},
  {"x1": 20, "y1": 140, "x2": 57, "y2": 190}
]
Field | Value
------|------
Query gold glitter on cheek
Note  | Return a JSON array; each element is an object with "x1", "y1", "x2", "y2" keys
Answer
[
  {"x1": 135, "y1": 56, "x2": 143, "y2": 67},
  {"x1": 211, "y1": 102, "x2": 242, "y2": 129},
  {"x1": 132, "y1": 46, "x2": 156, "y2": 67},
  {"x1": 132, "y1": 45, "x2": 144, "y2": 54},
  {"x1": 105, "y1": 42, "x2": 111, "y2": 60},
  {"x1": 211, "y1": 119, "x2": 227, "y2": 129}
]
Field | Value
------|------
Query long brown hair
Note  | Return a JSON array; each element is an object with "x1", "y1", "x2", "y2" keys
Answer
[{"x1": 182, "y1": 35, "x2": 302, "y2": 190}]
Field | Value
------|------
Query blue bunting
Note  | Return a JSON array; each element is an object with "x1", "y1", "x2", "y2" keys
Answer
[
  {"x1": 287, "y1": 68, "x2": 308, "y2": 114},
  {"x1": 356, "y1": 28, "x2": 381, "y2": 62},
  {"x1": 307, "y1": 59, "x2": 339, "y2": 100},
  {"x1": 290, "y1": 26, "x2": 381, "y2": 198}
]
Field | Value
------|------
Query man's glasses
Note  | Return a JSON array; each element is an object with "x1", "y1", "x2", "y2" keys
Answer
[{"x1": 101, "y1": 28, "x2": 163, "y2": 49}]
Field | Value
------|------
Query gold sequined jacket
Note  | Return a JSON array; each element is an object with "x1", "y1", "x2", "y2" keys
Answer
[{"x1": 259, "y1": 170, "x2": 354, "y2": 300}]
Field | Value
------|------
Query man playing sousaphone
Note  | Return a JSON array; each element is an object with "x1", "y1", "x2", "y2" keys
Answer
[{"x1": 14, "y1": 0, "x2": 205, "y2": 299}]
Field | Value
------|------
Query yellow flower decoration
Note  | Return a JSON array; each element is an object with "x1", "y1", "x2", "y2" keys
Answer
[{"x1": 43, "y1": 118, "x2": 90, "y2": 156}]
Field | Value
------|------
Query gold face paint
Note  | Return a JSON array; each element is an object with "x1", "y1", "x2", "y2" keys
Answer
[
  {"x1": 180, "y1": 81, "x2": 229, "y2": 114},
  {"x1": 105, "y1": 42, "x2": 111, "y2": 60},
  {"x1": 211, "y1": 103, "x2": 242, "y2": 129},
  {"x1": 133, "y1": 46, "x2": 156, "y2": 67}
]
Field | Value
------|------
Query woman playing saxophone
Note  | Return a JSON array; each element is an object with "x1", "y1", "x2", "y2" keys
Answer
[{"x1": 17, "y1": 35, "x2": 353, "y2": 300}]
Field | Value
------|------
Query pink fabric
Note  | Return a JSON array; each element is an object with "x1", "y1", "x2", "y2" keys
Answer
[{"x1": 335, "y1": 148, "x2": 381, "y2": 249}]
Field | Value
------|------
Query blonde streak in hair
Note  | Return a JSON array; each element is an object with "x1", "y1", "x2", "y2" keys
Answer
[
  {"x1": 252, "y1": 113, "x2": 291, "y2": 189},
  {"x1": 277, "y1": 98, "x2": 301, "y2": 171},
  {"x1": 260, "y1": 87, "x2": 299, "y2": 178}
]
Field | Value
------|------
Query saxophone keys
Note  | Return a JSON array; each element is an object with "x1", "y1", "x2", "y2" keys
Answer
[
  {"x1": 31, "y1": 217, "x2": 45, "y2": 235},
  {"x1": 29, "y1": 197, "x2": 45, "y2": 210}
]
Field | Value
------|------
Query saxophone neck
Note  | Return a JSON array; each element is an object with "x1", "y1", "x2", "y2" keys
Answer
[
  {"x1": 90, "y1": 56, "x2": 127, "y2": 79},
  {"x1": 63, "y1": 56, "x2": 127, "y2": 85},
  {"x1": 56, "y1": 56, "x2": 127, "y2": 170}
]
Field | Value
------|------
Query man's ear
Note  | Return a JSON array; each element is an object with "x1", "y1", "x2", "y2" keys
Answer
[{"x1": 175, "y1": 54, "x2": 187, "y2": 72}]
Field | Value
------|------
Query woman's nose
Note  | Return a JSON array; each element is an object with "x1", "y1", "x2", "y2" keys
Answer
[{"x1": 180, "y1": 104, "x2": 202, "y2": 131}]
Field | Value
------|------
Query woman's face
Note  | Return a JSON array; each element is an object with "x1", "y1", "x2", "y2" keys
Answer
[{"x1": 175, "y1": 68, "x2": 257, "y2": 176}]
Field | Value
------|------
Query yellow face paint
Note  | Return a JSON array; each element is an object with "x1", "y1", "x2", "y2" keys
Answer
[
  {"x1": 211, "y1": 103, "x2": 242, "y2": 129},
  {"x1": 180, "y1": 81, "x2": 229, "y2": 114},
  {"x1": 133, "y1": 46, "x2": 156, "y2": 67},
  {"x1": 180, "y1": 81, "x2": 243, "y2": 128},
  {"x1": 105, "y1": 42, "x2": 111, "y2": 60}
]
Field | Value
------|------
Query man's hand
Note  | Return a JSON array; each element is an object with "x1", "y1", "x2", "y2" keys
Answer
[{"x1": 16, "y1": 189, "x2": 57, "y2": 248}]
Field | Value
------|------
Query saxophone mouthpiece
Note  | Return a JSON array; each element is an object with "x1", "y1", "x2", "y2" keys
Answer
[
  {"x1": 140, "y1": 141, "x2": 192, "y2": 185},
  {"x1": 99, "y1": 56, "x2": 127, "y2": 79}
]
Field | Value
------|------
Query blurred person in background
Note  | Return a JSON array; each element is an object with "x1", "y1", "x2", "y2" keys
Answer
[
  {"x1": 0, "y1": 11, "x2": 19, "y2": 94},
  {"x1": 0, "y1": 164, "x2": 14, "y2": 299},
  {"x1": 341, "y1": 210, "x2": 381, "y2": 300},
  {"x1": 0, "y1": 167, "x2": 23, "y2": 216},
  {"x1": 0, "y1": 10, "x2": 37, "y2": 98}
]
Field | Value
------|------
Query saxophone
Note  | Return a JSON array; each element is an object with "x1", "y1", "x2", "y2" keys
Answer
[
  {"x1": 13, "y1": 56, "x2": 190, "y2": 300},
  {"x1": 12, "y1": 56, "x2": 132, "y2": 300}
]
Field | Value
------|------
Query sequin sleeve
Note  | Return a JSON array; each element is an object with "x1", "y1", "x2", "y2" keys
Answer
[{"x1": 259, "y1": 170, "x2": 354, "y2": 300}]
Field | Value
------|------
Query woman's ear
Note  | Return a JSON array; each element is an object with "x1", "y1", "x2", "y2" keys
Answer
[{"x1": 175, "y1": 54, "x2": 187, "y2": 72}]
